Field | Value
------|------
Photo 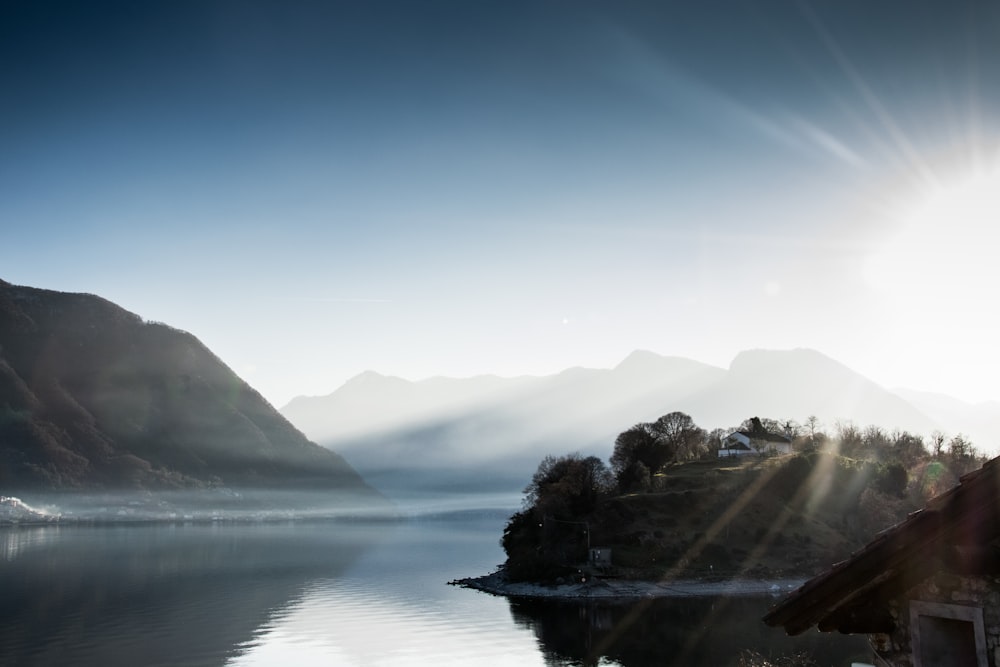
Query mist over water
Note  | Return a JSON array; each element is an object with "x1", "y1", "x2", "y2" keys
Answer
[{"x1": 3, "y1": 488, "x2": 398, "y2": 524}]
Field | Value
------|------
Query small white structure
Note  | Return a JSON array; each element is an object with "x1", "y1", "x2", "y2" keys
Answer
[
  {"x1": 718, "y1": 429, "x2": 792, "y2": 457},
  {"x1": 718, "y1": 431, "x2": 753, "y2": 457}
]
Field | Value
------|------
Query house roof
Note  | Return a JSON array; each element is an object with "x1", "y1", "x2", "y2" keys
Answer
[
  {"x1": 763, "y1": 456, "x2": 1000, "y2": 636},
  {"x1": 732, "y1": 430, "x2": 791, "y2": 443}
]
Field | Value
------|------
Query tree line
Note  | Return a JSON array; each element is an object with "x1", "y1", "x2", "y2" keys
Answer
[{"x1": 608, "y1": 411, "x2": 986, "y2": 493}]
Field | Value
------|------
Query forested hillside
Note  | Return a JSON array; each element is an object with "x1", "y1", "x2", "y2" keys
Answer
[
  {"x1": 0, "y1": 279, "x2": 382, "y2": 500},
  {"x1": 501, "y1": 413, "x2": 987, "y2": 582}
]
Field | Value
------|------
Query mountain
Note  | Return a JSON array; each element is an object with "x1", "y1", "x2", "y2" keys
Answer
[
  {"x1": 281, "y1": 351, "x2": 724, "y2": 481},
  {"x1": 677, "y1": 348, "x2": 938, "y2": 433},
  {"x1": 280, "y1": 352, "x2": 727, "y2": 494},
  {"x1": 0, "y1": 279, "x2": 382, "y2": 504},
  {"x1": 891, "y1": 387, "x2": 1000, "y2": 449},
  {"x1": 281, "y1": 348, "x2": 993, "y2": 496},
  {"x1": 282, "y1": 370, "x2": 539, "y2": 443}
]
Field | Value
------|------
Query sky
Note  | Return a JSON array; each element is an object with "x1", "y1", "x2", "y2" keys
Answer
[{"x1": 3, "y1": 0, "x2": 1000, "y2": 408}]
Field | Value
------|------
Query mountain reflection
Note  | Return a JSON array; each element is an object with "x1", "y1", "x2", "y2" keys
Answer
[
  {"x1": 0, "y1": 523, "x2": 386, "y2": 667},
  {"x1": 508, "y1": 595, "x2": 869, "y2": 666}
]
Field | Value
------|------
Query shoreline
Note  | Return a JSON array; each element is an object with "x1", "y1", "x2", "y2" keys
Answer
[{"x1": 451, "y1": 570, "x2": 806, "y2": 600}]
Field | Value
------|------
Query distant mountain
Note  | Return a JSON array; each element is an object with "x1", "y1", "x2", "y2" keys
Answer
[
  {"x1": 0, "y1": 279, "x2": 383, "y2": 503},
  {"x1": 282, "y1": 370, "x2": 539, "y2": 443},
  {"x1": 677, "y1": 348, "x2": 939, "y2": 434},
  {"x1": 891, "y1": 387, "x2": 1000, "y2": 448},
  {"x1": 280, "y1": 352, "x2": 727, "y2": 494},
  {"x1": 281, "y1": 348, "x2": 994, "y2": 496},
  {"x1": 282, "y1": 350, "x2": 723, "y2": 451}
]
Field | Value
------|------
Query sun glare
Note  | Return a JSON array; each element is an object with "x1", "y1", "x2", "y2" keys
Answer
[
  {"x1": 861, "y1": 164, "x2": 1000, "y2": 401},
  {"x1": 865, "y1": 167, "x2": 1000, "y2": 302}
]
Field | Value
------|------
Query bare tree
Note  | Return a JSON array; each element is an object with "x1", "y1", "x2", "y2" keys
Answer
[
  {"x1": 862, "y1": 425, "x2": 891, "y2": 460},
  {"x1": 803, "y1": 415, "x2": 828, "y2": 451},
  {"x1": 611, "y1": 412, "x2": 707, "y2": 490},
  {"x1": 651, "y1": 411, "x2": 707, "y2": 463},
  {"x1": 929, "y1": 430, "x2": 947, "y2": 458},
  {"x1": 705, "y1": 427, "x2": 728, "y2": 459},
  {"x1": 889, "y1": 429, "x2": 926, "y2": 467},
  {"x1": 805, "y1": 415, "x2": 820, "y2": 440},
  {"x1": 835, "y1": 421, "x2": 863, "y2": 458},
  {"x1": 945, "y1": 434, "x2": 981, "y2": 476}
]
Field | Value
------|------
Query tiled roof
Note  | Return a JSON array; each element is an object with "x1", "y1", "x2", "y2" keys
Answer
[{"x1": 736, "y1": 430, "x2": 792, "y2": 443}]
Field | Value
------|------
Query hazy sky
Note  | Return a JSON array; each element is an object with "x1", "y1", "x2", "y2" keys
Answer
[{"x1": 4, "y1": 1, "x2": 999, "y2": 407}]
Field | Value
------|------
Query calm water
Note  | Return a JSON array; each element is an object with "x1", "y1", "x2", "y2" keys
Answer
[{"x1": 0, "y1": 506, "x2": 868, "y2": 666}]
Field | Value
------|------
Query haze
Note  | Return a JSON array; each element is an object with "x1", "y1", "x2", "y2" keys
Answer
[{"x1": 3, "y1": 1, "x2": 999, "y2": 408}]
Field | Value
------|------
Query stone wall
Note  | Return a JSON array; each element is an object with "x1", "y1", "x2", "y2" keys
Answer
[{"x1": 869, "y1": 572, "x2": 1000, "y2": 667}]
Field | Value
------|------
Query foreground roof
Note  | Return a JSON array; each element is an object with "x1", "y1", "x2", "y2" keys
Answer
[{"x1": 764, "y1": 456, "x2": 1000, "y2": 636}]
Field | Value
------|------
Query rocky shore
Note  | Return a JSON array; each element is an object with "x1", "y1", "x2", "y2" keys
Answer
[{"x1": 451, "y1": 570, "x2": 806, "y2": 600}]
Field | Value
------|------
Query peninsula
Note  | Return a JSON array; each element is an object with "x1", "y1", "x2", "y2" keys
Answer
[{"x1": 463, "y1": 418, "x2": 987, "y2": 598}]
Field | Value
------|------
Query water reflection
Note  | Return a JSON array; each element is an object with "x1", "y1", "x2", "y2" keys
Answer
[
  {"x1": 0, "y1": 524, "x2": 63, "y2": 561},
  {"x1": 230, "y1": 514, "x2": 545, "y2": 666},
  {"x1": 0, "y1": 513, "x2": 549, "y2": 667},
  {"x1": 0, "y1": 522, "x2": 387, "y2": 667},
  {"x1": 0, "y1": 515, "x2": 865, "y2": 666},
  {"x1": 508, "y1": 595, "x2": 871, "y2": 666}
]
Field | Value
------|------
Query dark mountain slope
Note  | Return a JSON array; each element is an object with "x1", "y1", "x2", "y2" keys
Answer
[{"x1": 0, "y1": 279, "x2": 380, "y2": 497}]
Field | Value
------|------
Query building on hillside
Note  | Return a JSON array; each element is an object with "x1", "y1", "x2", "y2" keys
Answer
[
  {"x1": 717, "y1": 430, "x2": 792, "y2": 458},
  {"x1": 717, "y1": 435, "x2": 754, "y2": 457},
  {"x1": 589, "y1": 546, "x2": 612, "y2": 567},
  {"x1": 763, "y1": 456, "x2": 1000, "y2": 667}
]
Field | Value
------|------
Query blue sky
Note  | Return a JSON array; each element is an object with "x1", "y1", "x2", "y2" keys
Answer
[{"x1": 3, "y1": 1, "x2": 1000, "y2": 407}]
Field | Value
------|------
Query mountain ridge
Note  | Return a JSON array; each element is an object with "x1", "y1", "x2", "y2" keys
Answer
[
  {"x1": 281, "y1": 348, "x2": 997, "y2": 496},
  {"x1": 0, "y1": 280, "x2": 383, "y2": 503}
]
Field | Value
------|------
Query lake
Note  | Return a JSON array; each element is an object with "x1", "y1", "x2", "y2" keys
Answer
[{"x1": 0, "y1": 502, "x2": 869, "y2": 666}]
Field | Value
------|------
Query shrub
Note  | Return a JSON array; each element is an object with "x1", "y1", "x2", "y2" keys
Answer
[{"x1": 875, "y1": 462, "x2": 908, "y2": 497}]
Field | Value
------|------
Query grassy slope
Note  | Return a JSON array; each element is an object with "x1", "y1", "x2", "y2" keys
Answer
[{"x1": 582, "y1": 453, "x2": 915, "y2": 580}]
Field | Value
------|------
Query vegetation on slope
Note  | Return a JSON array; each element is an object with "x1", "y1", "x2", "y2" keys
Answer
[
  {"x1": 0, "y1": 280, "x2": 381, "y2": 498},
  {"x1": 502, "y1": 412, "x2": 987, "y2": 583}
]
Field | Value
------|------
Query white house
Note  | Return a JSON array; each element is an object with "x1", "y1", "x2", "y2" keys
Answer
[{"x1": 717, "y1": 429, "x2": 792, "y2": 457}]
